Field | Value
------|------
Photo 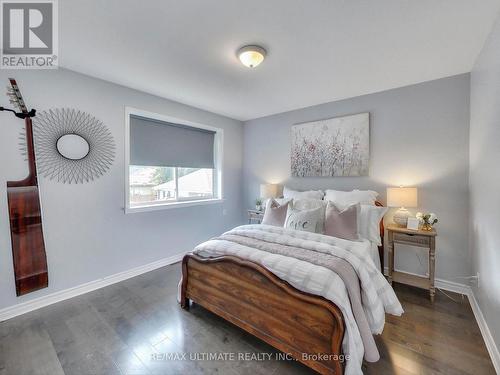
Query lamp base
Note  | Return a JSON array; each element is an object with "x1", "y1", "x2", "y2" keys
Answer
[{"x1": 393, "y1": 208, "x2": 410, "y2": 227}]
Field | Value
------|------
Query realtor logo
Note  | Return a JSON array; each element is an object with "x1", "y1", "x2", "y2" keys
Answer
[{"x1": 1, "y1": 0, "x2": 58, "y2": 69}]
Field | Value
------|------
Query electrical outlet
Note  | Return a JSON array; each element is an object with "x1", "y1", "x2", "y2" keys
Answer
[{"x1": 222, "y1": 209, "x2": 227, "y2": 216}]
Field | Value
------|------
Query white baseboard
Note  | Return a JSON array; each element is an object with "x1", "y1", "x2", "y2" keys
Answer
[
  {"x1": 0, "y1": 252, "x2": 186, "y2": 322},
  {"x1": 383, "y1": 266, "x2": 499, "y2": 373},
  {"x1": 383, "y1": 267, "x2": 471, "y2": 295},
  {"x1": 467, "y1": 290, "x2": 500, "y2": 374},
  {"x1": 435, "y1": 278, "x2": 472, "y2": 295}
]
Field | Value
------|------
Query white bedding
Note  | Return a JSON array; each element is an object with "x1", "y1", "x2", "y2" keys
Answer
[
  {"x1": 369, "y1": 241, "x2": 381, "y2": 271},
  {"x1": 186, "y1": 225, "x2": 403, "y2": 375}
]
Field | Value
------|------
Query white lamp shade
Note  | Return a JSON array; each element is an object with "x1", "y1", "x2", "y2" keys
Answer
[
  {"x1": 238, "y1": 46, "x2": 266, "y2": 68},
  {"x1": 387, "y1": 187, "x2": 418, "y2": 208},
  {"x1": 260, "y1": 184, "x2": 279, "y2": 199}
]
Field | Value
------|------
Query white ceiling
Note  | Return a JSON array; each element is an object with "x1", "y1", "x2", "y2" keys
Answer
[{"x1": 60, "y1": 0, "x2": 500, "y2": 121}]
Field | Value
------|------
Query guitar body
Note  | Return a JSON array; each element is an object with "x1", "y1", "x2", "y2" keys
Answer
[
  {"x1": 7, "y1": 185, "x2": 48, "y2": 296},
  {"x1": 4, "y1": 79, "x2": 48, "y2": 296}
]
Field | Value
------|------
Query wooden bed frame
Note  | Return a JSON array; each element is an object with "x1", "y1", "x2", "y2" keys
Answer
[
  {"x1": 375, "y1": 201, "x2": 385, "y2": 271},
  {"x1": 181, "y1": 202, "x2": 385, "y2": 375}
]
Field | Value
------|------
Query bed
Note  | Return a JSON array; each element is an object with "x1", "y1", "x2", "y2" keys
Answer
[{"x1": 180, "y1": 201, "x2": 402, "y2": 375}]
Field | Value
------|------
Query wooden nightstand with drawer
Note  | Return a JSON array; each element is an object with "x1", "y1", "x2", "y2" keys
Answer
[{"x1": 387, "y1": 224, "x2": 437, "y2": 302}]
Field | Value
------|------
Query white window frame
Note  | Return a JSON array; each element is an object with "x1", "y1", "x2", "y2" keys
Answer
[{"x1": 124, "y1": 107, "x2": 224, "y2": 213}]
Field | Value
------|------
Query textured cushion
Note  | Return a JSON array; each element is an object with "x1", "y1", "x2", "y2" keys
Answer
[
  {"x1": 284, "y1": 206, "x2": 321, "y2": 233},
  {"x1": 324, "y1": 189, "x2": 379, "y2": 208},
  {"x1": 261, "y1": 199, "x2": 289, "y2": 227},
  {"x1": 292, "y1": 198, "x2": 328, "y2": 233},
  {"x1": 358, "y1": 205, "x2": 388, "y2": 245},
  {"x1": 283, "y1": 186, "x2": 324, "y2": 200},
  {"x1": 324, "y1": 202, "x2": 360, "y2": 240}
]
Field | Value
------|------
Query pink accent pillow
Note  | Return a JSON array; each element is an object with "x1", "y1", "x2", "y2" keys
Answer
[
  {"x1": 324, "y1": 202, "x2": 359, "y2": 240},
  {"x1": 262, "y1": 199, "x2": 288, "y2": 227}
]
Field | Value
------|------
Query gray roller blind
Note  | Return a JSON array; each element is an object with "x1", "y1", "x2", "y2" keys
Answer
[{"x1": 130, "y1": 115, "x2": 216, "y2": 168}]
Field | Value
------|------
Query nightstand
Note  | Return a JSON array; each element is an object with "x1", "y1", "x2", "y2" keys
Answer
[
  {"x1": 248, "y1": 209, "x2": 264, "y2": 224},
  {"x1": 387, "y1": 224, "x2": 437, "y2": 302}
]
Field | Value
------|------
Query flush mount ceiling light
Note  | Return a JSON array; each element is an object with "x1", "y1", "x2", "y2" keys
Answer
[{"x1": 237, "y1": 45, "x2": 266, "y2": 68}]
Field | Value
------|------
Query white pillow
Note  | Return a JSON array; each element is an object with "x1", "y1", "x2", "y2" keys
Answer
[
  {"x1": 324, "y1": 189, "x2": 379, "y2": 208},
  {"x1": 283, "y1": 186, "x2": 324, "y2": 201},
  {"x1": 292, "y1": 198, "x2": 327, "y2": 233},
  {"x1": 358, "y1": 205, "x2": 388, "y2": 246},
  {"x1": 284, "y1": 206, "x2": 321, "y2": 233}
]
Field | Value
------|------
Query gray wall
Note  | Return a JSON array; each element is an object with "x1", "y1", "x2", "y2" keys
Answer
[
  {"x1": 243, "y1": 74, "x2": 471, "y2": 281},
  {"x1": 470, "y1": 14, "x2": 500, "y2": 351},
  {"x1": 0, "y1": 68, "x2": 244, "y2": 310}
]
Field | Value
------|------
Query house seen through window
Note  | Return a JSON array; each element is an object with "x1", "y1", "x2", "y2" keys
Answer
[{"x1": 129, "y1": 166, "x2": 214, "y2": 206}]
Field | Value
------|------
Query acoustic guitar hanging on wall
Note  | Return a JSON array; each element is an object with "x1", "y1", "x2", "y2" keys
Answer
[{"x1": 1, "y1": 79, "x2": 48, "y2": 296}]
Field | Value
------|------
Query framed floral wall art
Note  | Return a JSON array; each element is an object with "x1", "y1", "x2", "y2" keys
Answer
[{"x1": 291, "y1": 112, "x2": 369, "y2": 177}]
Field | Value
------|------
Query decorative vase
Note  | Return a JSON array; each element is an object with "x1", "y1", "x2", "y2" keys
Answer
[
  {"x1": 255, "y1": 204, "x2": 262, "y2": 211},
  {"x1": 421, "y1": 223, "x2": 433, "y2": 231},
  {"x1": 393, "y1": 207, "x2": 410, "y2": 227}
]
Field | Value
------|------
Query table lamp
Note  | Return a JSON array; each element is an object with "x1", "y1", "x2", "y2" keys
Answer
[
  {"x1": 260, "y1": 184, "x2": 279, "y2": 200},
  {"x1": 387, "y1": 187, "x2": 418, "y2": 227}
]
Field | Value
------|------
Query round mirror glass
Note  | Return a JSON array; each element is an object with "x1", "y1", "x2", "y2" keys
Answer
[{"x1": 56, "y1": 134, "x2": 90, "y2": 160}]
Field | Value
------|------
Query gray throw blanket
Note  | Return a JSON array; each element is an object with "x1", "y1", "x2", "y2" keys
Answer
[{"x1": 215, "y1": 233, "x2": 380, "y2": 362}]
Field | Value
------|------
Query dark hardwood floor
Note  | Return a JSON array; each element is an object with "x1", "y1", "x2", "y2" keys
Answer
[{"x1": 0, "y1": 262, "x2": 495, "y2": 375}]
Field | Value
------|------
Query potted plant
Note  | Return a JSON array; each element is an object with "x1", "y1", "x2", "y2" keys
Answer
[
  {"x1": 416, "y1": 212, "x2": 438, "y2": 231},
  {"x1": 255, "y1": 198, "x2": 263, "y2": 211}
]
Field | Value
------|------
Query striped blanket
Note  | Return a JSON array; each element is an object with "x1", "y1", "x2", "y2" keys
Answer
[{"x1": 191, "y1": 224, "x2": 403, "y2": 375}]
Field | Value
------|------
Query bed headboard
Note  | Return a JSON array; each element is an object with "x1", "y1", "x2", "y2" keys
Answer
[{"x1": 375, "y1": 201, "x2": 385, "y2": 273}]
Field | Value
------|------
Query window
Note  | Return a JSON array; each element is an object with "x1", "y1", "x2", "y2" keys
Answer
[{"x1": 125, "y1": 108, "x2": 223, "y2": 212}]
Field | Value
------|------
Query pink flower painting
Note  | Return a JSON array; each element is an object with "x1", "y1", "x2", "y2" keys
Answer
[{"x1": 291, "y1": 113, "x2": 369, "y2": 177}]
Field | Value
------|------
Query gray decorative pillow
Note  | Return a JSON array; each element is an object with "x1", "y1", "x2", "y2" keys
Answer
[
  {"x1": 284, "y1": 206, "x2": 321, "y2": 233},
  {"x1": 262, "y1": 199, "x2": 289, "y2": 227},
  {"x1": 325, "y1": 202, "x2": 360, "y2": 240}
]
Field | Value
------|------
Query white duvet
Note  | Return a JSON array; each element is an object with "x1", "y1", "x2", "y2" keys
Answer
[{"x1": 187, "y1": 225, "x2": 403, "y2": 375}]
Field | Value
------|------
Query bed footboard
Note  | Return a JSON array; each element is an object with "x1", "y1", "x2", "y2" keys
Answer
[{"x1": 181, "y1": 254, "x2": 345, "y2": 375}]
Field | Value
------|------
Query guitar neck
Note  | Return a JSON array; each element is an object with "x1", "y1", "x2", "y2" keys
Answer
[
  {"x1": 8, "y1": 117, "x2": 38, "y2": 188},
  {"x1": 5, "y1": 78, "x2": 38, "y2": 187},
  {"x1": 25, "y1": 117, "x2": 37, "y2": 185}
]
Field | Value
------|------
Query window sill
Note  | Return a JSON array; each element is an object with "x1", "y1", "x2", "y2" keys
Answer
[{"x1": 125, "y1": 198, "x2": 224, "y2": 214}]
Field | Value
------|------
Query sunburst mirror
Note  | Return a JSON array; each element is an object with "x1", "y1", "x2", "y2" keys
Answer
[{"x1": 20, "y1": 108, "x2": 115, "y2": 184}]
